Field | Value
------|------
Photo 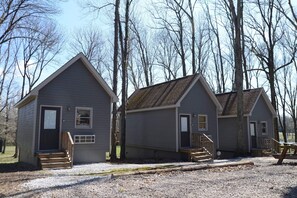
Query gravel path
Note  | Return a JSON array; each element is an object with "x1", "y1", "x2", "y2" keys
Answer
[{"x1": 3, "y1": 157, "x2": 297, "y2": 198}]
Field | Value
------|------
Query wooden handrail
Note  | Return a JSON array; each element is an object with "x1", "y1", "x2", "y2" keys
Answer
[
  {"x1": 61, "y1": 131, "x2": 74, "y2": 168},
  {"x1": 192, "y1": 133, "x2": 214, "y2": 158},
  {"x1": 200, "y1": 133, "x2": 214, "y2": 158}
]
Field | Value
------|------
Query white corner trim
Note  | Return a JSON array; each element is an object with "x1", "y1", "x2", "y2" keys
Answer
[{"x1": 175, "y1": 107, "x2": 179, "y2": 152}]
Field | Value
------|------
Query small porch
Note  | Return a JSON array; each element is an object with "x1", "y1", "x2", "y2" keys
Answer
[
  {"x1": 180, "y1": 133, "x2": 214, "y2": 162},
  {"x1": 251, "y1": 137, "x2": 274, "y2": 157},
  {"x1": 36, "y1": 132, "x2": 74, "y2": 170}
]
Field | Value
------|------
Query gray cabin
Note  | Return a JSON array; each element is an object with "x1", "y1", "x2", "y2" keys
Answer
[
  {"x1": 126, "y1": 74, "x2": 222, "y2": 161},
  {"x1": 216, "y1": 88, "x2": 276, "y2": 156},
  {"x1": 15, "y1": 53, "x2": 118, "y2": 168}
]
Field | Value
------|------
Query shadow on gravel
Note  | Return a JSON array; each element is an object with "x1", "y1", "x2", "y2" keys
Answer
[
  {"x1": 273, "y1": 162, "x2": 297, "y2": 166},
  {"x1": 283, "y1": 186, "x2": 297, "y2": 198},
  {"x1": 108, "y1": 158, "x2": 183, "y2": 164},
  {"x1": 0, "y1": 162, "x2": 38, "y2": 173},
  {"x1": 7, "y1": 175, "x2": 111, "y2": 197}
]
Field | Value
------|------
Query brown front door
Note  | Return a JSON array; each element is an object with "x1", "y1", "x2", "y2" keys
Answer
[
  {"x1": 250, "y1": 122, "x2": 257, "y2": 148},
  {"x1": 39, "y1": 106, "x2": 61, "y2": 150},
  {"x1": 180, "y1": 115, "x2": 190, "y2": 147}
]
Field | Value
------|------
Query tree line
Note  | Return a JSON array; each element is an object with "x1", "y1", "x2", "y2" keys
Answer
[{"x1": 0, "y1": 0, "x2": 296, "y2": 157}]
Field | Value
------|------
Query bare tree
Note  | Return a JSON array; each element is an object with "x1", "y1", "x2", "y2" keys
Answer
[
  {"x1": 119, "y1": 0, "x2": 132, "y2": 160},
  {"x1": 275, "y1": 0, "x2": 297, "y2": 29},
  {"x1": 285, "y1": 61, "x2": 297, "y2": 142},
  {"x1": 17, "y1": 22, "x2": 62, "y2": 98},
  {"x1": 173, "y1": 0, "x2": 198, "y2": 74},
  {"x1": 225, "y1": 0, "x2": 245, "y2": 154},
  {"x1": 69, "y1": 27, "x2": 107, "y2": 75},
  {"x1": 154, "y1": 30, "x2": 181, "y2": 81},
  {"x1": 151, "y1": 0, "x2": 189, "y2": 77},
  {"x1": 245, "y1": 0, "x2": 297, "y2": 142},
  {"x1": 0, "y1": 0, "x2": 58, "y2": 46},
  {"x1": 204, "y1": 2, "x2": 227, "y2": 93},
  {"x1": 130, "y1": 16, "x2": 155, "y2": 87},
  {"x1": 110, "y1": 0, "x2": 120, "y2": 161}
]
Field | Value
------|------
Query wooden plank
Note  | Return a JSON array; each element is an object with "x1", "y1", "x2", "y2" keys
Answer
[{"x1": 277, "y1": 146, "x2": 288, "y2": 165}]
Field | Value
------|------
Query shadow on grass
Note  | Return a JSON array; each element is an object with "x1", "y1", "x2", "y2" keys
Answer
[{"x1": 0, "y1": 162, "x2": 39, "y2": 173}]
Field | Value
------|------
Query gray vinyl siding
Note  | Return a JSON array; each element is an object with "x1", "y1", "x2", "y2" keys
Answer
[
  {"x1": 126, "y1": 108, "x2": 177, "y2": 154},
  {"x1": 17, "y1": 99, "x2": 37, "y2": 165},
  {"x1": 250, "y1": 95, "x2": 274, "y2": 139},
  {"x1": 218, "y1": 117, "x2": 249, "y2": 152},
  {"x1": 179, "y1": 79, "x2": 219, "y2": 148},
  {"x1": 36, "y1": 59, "x2": 111, "y2": 163}
]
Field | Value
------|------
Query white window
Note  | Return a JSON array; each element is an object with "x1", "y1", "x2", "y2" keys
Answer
[
  {"x1": 74, "y1": 135, "x2": 95, "y2": 144},
  {"x1": 261, "y1": 121, "x2": 267, "y2": 135},
  {"x1": 75, "y1": 107, "x2": 93, "y2": 129},
  {"x1": 198, "y1": 114, "x2": 208, "y2": 131}
]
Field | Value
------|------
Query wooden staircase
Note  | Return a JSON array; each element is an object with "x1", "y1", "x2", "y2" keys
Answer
[
  {"x1": 181, "y1": 148, "x2": 213, "y2": 163},
  {"x1": 37, "y1": 151, "x2": 72, "y2": 170}
]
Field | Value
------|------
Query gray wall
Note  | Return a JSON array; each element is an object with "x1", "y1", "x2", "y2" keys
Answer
[
  {"x1": 218, "y1": 117, "x2": 249, "y2": 152},
  {"x1": 126, "y1": 108, "x2": 177, "y2": 158},
  {"x1": 36, "y1": 59, "x2": 112, "y2": 163},
  {"x1": 250, "y1": 95, "x2": 274, "y2": 139},
  {"x1": 17, "y1": 99, "x2": 37, "y2": 165},
  {"x1": 179, "y1": 79, "x2": 219, "y2": 148}
]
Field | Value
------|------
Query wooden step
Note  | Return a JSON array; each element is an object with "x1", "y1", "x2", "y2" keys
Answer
[
  {"x1": 37, "y1": 152, "x2": 67, "y2": 158},
  {"x1": 39, "y1": 157, "x2": 69, "y2": 163},
  {"x1": 41, "y1": 161, "x2": 72, "y2": 170},
  {"x1": 192, "y1": 158, "x2": 213, "y2": 163},
  {"x1": 180, "y1": 148, "x2": 203, "y2": 153},
  {"x1": 192, "y1": 154, "x2": 212, "y2": 161},
  {"x1": 37, "y1": 151, "x2": 72, "y2": 170},
  {"x1": 191, "y1": 151, "x2": 208, "y2": 156}
]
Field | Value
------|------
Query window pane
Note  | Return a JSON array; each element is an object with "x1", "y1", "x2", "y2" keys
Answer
[
  {"x1": 199, "y1": 123, "x2": 206, "y2": 129},
  {"x1": 44, "y1": 110, "x2": 56, "y2": 129},
  {"x1": 77, "y1": 109, "x2": 90, "y2": 117},
  {"x1": 262, "y1": 122, "x2": 267, "y2": 133},
  {"x1": 250, "y1": 123, "x2": 255, "y2": 136},
  {"x1": 198, "y1": 115, "x2": 207, "y2": 130},
  {"x1": 76, "y1": 107, "x2": 92, "y2": 128},
  {"x1": 181, "y1": 117, "x2": 188, "y2": 132},
  {"x1": 199, "y1": 116, "x2": 206, "y2": 122}
]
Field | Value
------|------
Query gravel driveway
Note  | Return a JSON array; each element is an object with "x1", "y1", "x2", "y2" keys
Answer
[{"x1": 2, "y1": 157, "x2": 297, "y2": 198}]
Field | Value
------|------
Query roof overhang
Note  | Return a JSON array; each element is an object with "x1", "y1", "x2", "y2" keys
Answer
[{"x1": 15, "y1": 95, "x2": 37, "y2": 108}]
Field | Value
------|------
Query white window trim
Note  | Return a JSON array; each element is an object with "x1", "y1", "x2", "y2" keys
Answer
[
  {"x1": 75, "y1": 107, "x2": 93, "y2": 129},
  {"x1": 261, "y1": 121, "x2": 267, "y2": 135},
  {"x1": 74, "y1": 135, "x2": 95, "y2": 144},
  {"x1": 198, "y1": 114, "x2": 208, "y2": 131}
]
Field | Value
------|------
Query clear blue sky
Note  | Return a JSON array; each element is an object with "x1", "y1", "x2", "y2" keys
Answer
[{"x1": 42, "y1": 0, "x2": 112, "y2": 79}]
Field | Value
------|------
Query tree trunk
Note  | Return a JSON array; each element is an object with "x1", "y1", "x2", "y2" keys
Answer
[
  {"x1": 120, "y1": 0, "x2": 130, "y2": 160},
  {"x1": 229, "y1": 0, "x2": 245, "y2": 154},
  {"x1": 110, "y1": 0, "x2": 120, "y2": 161}
]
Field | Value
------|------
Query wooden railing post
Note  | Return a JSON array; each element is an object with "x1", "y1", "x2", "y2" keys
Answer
[{"x1": 61, "y1": 131, "x2": 74, "y2": 168}]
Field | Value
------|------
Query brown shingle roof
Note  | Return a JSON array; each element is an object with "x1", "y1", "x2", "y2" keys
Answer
[
  {"x1": 127, "y1": 75, "x2": 197, "y2": 111},
  {"x1": 216, "y1": 88, "x2": 262, "y2": 116}
]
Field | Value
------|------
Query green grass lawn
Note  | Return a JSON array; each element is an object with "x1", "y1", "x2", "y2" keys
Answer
[
  {"x1": 106, "y1": 145, "x2": 121, "y2": 160},
  {"x1": 0, "y1": 146, "x2": 18, "y2": 164}
]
